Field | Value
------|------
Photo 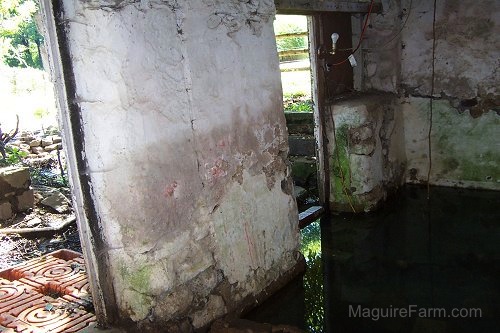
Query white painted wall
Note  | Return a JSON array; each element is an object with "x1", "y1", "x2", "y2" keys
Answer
[
  {"x1": 47, "y1": 0, "x2": 299, "y2": 329},
  {"x1": 362, "y1": 0, "x2": 499, "y2": 190},
  {"x1": 326, "y1": 94, "x2": 406, "y2": 212},
  {"x1": 400, "y1": 0, "x2": 499, "y2": 99}
]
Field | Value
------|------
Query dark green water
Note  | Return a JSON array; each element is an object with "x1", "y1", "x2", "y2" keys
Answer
[{"x1": 246, "y1": 185, "x2": 500, "y2": 333}]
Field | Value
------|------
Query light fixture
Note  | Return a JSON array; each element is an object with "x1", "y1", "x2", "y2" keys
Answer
[{"x1": 330, "y1": 33, "x2": 340, "y2": 54}]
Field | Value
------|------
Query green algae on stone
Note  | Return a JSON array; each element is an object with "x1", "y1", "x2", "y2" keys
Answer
[{"x1": 330, "y1": 124, "x2": 355, "y2": 207}]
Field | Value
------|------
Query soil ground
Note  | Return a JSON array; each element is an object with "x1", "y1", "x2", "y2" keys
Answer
[{"x1": 0, "y1": 188, "x2": 81, "y2": 270}]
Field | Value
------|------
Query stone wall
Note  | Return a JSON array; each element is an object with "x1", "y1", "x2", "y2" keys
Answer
[
  {"x1": 326, "y1": 94, "x2": 406, "y2": 212},
  {"x1": 0, "y1": 167, "x2": 34, "y2": 221},
  {"x1": 43, "y1": 0, "x2": 300, "y2": 330},
  {"x1": 7, "y1": 131, "x2": 63, "y2": 160},
  {"x1": 285, "y1": 112, "x2": 318, "y2": 209},
  {"x1": 361, "y1": 0, "x2": 499, "y2": 190},
  {"x1": 402, "y1": 97, "x2": 499, "y2": 190}
]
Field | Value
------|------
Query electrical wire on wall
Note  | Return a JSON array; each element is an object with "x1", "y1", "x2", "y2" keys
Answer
[
  {"x1": 326, "y1": 0, "x2": 375, "y2": 212},
  {"x1": 427, "y1": 0, "x2": 437, "y2": 199},
  {"x1": 427, "y1": 1, "x2": 438, "y2": 308},
  {"x1": 362, "y1": 0, "x2": 413, "y2": 52},
  {"x1": 332, "y1": 0, "x2": 375, "y2": 66}
]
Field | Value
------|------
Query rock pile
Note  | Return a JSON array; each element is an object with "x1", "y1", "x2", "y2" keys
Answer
[
  {"x1": 0, "y1": 167, "x2": 34, "y2": 221},
  {"x1": 6, "y1": 131, "x2": 63, "y2": 159}
]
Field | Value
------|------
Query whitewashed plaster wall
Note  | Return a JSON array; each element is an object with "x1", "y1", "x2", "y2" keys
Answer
[
  {"x1": 362, "y1": 0, "x2": 499, "y2": 189},
  {"x1": 326, "y1": 94, "x2": 406, "y2": 212},
  {"x1": 46, "y1": 0, "x2": 300, "y2": 330},
  {"x1": 400, "y1": 0, "x2": 498, "y2": 100}
]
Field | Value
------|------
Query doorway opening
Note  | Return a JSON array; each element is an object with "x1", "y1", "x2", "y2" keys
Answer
[{"x1": 273, "y1": 15, "x2": 320, "y2": 216}]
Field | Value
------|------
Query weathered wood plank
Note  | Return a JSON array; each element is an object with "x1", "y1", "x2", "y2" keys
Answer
[
  {"x1": 275, "y1": 32, "x2": 308, "y2": 39},
  {"x1": 278, "y1": 48, "x2": 309, "y2": 57},
  {"x1": 275, "y1": 0, "x2": 382, "y2": 14},
  {"x1": 299, "y1": 205, "x2": 324, "y2": 229}
]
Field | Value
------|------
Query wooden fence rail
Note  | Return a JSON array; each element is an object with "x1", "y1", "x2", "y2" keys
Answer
[{"x1": 275, "y1": 31, "x2": 308, "y2": 39}]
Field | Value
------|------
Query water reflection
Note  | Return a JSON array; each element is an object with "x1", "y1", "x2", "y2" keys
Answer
[
  {"x1": 247, "y1": 185, "x2": 500, "y2": 333},
  {"x1": 302, "y1": 221, "x2": 324, "y2": 332}
]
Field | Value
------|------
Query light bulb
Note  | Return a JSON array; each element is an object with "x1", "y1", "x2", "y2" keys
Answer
[
  {"x1": 331, "y1": 33, "x2": 340, "y2": 44},
  {"x1": 330, "y1": 33, "x2": 340, "y2": 54}
]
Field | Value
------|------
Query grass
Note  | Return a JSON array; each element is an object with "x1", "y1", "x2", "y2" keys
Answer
[
  {"x1": 280, "y1": 70, "x2": 313, "y2": 113},
  {"x1": 280, "y1": 70, "x2": 312, "y2": 99}
]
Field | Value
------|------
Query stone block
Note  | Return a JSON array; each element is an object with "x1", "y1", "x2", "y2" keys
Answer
[
  {"x1": 51, "y1": 136, "x2": 63, "y2": 144},
  {"x1": 32, "y1": 146, "x2": 44, "y2": 154},
  {"x1": 16, "y1": 189, "x2": 34, "y2": 211},
  {"x1": 0, "y1": 167, "x2": 33, "y2": 218},
  {"x1": 288, "y1": 135, "x2": 316, "y2": 156},
  {"x1": 19, "y1": 143, "x2": 30, "y2": 151},
  {"x1": 41, "y1": 138, "x2": 52, "y2": 147},
  {"x1": 41, "y1": 191, "x2": 70, "y2": 213},
  {"x1": 326, "y1": 93, "x2": 405, "y2": 212},
  {"x1": 29, "y1": 140, "x2": 41, "y2": 148},
  {"x1": 20, "y1": 136, "x2": 34, "y2": 142},
  {"x1": 0, "y1": 167, "x2": 30, "y2": 193},
  {"x1": 44, "y1": 143, "x2": 62, "y2": 152},
  {"x1": 0, "y1": 202, "x2": 13, "y2": 221},
  {"x1": 153, "y1": 288, "x2": 194, "y2": 319},
  {"x1": 191, "y1": 295, "x2": 226, "y2": 328},
  {"x1": 7, "y1": 140, "x2": 21, "y2": 147},
  {"x1": 290, "y1": 156, "x2": 317, "y2": 188},
  {"x1": 285, "y1": 112, "x2": 315, "y2": 135}
]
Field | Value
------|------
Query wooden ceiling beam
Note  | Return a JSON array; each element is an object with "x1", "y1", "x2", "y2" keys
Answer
[{"x1": 275, "y1": 1, "x2": 382, "y2": 14}]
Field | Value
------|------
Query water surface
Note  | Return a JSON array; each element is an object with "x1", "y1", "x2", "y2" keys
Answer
[{"x1": 246, "y1": 185, "x2": 500, "y2": 333}]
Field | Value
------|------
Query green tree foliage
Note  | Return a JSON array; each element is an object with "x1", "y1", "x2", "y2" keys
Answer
[
  {"x1": 300, "y1": 221, "x2": 325, "y2": 332},
  {"x1": 0, "y1": 0, "x2": 43, "y2": 69},
  {"x1": 276, "y1": 32, "x2": 306, "y2": 53},
  {"x1": 274, "y1": 15, "x2": 307, "y2": 52}
]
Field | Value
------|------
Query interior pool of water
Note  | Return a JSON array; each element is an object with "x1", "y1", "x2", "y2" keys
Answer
[{"x1": 246, "y1": 185, "x2": 500, "y2": 333}]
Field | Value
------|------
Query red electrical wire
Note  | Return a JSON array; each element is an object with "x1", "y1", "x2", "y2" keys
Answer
[{"x1": 333, "y1": 0, "x2": 375, "y2": 66}]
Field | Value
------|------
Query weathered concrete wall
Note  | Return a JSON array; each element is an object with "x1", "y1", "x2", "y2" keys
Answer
[
  {"x1": 361, "y1": 0, "x2": 402, "y2": 93},
  {"x1": 326, "y1": 94, "x2": 406, "y2": 212},
  {"x1": 403, "y1": 97, "x2": 499, "y2": 189},
  {"x1": 49, "y1": 0, "x2": 300, "y2": 330},
  {"x1": 400, "y1": 0, "x2": 498, "y2": 100},
  {"x1": 362, "y1": 0, "x2": 500, "y2": 189}
]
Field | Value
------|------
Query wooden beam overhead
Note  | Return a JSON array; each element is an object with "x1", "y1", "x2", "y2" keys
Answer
[{"x1": 275, "y1": 1, "x2": 382, "y2": 14}]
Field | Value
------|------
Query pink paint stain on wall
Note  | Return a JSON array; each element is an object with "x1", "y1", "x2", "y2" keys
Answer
[
  {"x1": 163, "y1": 181, "x2": 178, "y2": 198},
  {"x1": 206, "y1": 157, "x2": 228, "y2": 184},
  {"x1": 243, "y1": 222, "x2": 256, "y2": 268}
]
